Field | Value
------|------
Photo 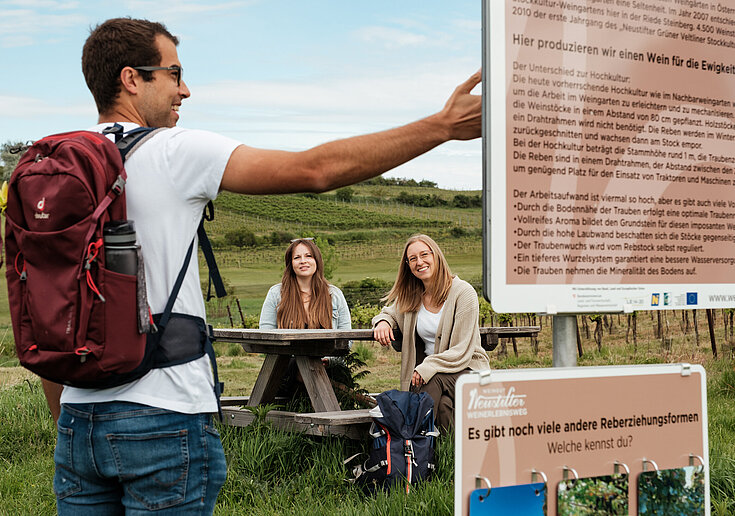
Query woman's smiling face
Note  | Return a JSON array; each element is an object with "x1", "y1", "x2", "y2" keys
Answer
[
  {"x1": 406, "y1": 240, "x2": 435, "y2": 284},
  {"x1": 291, "y1": 243, "x2": 317, "y2": 280}
]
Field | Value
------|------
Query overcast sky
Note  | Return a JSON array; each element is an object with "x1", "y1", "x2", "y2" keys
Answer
[{"x1": 0, "y1": 0, "x2": 483, "y2": 190}]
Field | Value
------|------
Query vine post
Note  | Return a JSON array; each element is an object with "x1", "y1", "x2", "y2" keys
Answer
[{"x1": 552, "y1": 315, "x2": 577, "y2": 367}]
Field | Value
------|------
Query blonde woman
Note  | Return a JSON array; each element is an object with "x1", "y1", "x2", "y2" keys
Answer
[{"x1": 372, "y1": 234, "x2": 489, "y2": 430}]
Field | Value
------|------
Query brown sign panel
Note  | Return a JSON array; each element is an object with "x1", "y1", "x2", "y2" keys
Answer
[{"x1": 455, "y1": 365, "x2": 708, "y2": 515}]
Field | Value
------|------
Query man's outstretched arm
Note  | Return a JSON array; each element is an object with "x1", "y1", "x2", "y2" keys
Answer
[{"x1": 220, "y1": 71, "x2": 482, "y2": 195}]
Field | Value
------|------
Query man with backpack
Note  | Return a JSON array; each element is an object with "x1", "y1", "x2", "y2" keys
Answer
[{"x1": 31, "y1": 17, "x2": 481, "y2": 514}]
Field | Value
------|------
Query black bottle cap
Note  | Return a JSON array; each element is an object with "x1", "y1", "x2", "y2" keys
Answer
[{"x1": 103, "y1": 220, "x2": 136, "y2": 244}]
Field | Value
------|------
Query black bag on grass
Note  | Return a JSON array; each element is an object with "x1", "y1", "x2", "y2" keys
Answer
[{"x1": 348, "y1": 389, "x2": 439, "y2": 493}]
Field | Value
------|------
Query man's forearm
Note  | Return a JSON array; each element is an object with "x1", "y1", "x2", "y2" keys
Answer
[
  {"x1": 41, "y1": 378, "x2": 62, "y2": 424},
  {"x1": 300, "y1": 114, "x2": 450, "y2": 192},
  {"x1": 222, "y1": 114, "x2": 449, "y2": 195}
]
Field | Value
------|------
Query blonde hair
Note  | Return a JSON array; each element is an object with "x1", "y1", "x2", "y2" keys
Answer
[
  {"x1": 277, "y1": 239, "x2": 332, "y2": 329},
  {"x1": 382, "y1": 234, "x2": 453, "y2": 313}
]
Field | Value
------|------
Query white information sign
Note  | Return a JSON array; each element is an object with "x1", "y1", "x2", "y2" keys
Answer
[{"x1": 484, "y1": 0, "x2": 735, "y2": 313}]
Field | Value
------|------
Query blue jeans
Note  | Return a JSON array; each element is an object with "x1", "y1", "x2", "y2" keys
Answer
[{"x1": 54, "y1": 402, "x2": 226, "y2": 515}]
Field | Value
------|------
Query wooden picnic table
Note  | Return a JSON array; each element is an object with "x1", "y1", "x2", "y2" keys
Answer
[
  {"x1": 213, "y1": 326, "x2": 540, "y2": 438},
  {"x1": 479, "y1": 326, "x2": 540, "y2": 351},
  {"x1": 214, "y1": 328, "x2": 370, "y2": 413}
]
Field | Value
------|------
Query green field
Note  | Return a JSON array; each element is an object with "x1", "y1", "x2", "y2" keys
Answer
[{"x1": 197, "y1": 186, "x2": 484, "y2": 325}]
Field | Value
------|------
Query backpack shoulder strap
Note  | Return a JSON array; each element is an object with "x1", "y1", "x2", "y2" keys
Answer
[
  {"x1": 101, "y1": 123, "x2": 166, "y2": 162},
  {"x1": 118, "y1": 127, "x2": 167, "y2": 161},
  {"x1": 199, "y1": 201, "x2": 227, "y2": 300},
  {"x1": 104, "y1": 124, "x2": 227, "y2": 301}
]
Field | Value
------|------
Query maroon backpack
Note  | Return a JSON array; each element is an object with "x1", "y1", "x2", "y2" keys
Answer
[{"x1": 2, "y1": 126, "x2": 219, "y2": 388}]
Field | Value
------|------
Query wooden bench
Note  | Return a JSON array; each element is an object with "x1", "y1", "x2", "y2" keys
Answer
[{"x1": 220, "y1": 404, "x2": 373, "y2": 439}]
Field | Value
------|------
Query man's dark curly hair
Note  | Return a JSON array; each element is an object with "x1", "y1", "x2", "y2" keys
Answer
[{"x1": 82, "y1": 18, "x2": 179, "y2": 115}]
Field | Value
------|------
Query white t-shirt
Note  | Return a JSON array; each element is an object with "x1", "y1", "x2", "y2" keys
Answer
[
  {"x1": 416, "y1": 303, "x2": 444, "y2": 356},
  {"x1": 60, "y1": 123, "x2": 241, "y2": 413}
]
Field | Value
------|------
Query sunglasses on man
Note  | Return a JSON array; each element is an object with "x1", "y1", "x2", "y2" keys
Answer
[{"x1": 132, "y1": 65, "x2": 183, "y2": 86}]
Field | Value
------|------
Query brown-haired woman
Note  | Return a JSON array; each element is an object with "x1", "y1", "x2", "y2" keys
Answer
[
  {"x1": 372, "y1": 234, "x2": 489, "y2": 431},
  {"x1": 260, "y1": 238, "x2": 351, "y2": 331},
  {"x1": 260, "y1": 239, "x2": 351, "y2": 397}
]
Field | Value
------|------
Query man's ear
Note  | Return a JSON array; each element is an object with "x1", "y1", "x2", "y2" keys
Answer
[{"x1": 119, "y1": 66, "x2": 140, "y2": 95}]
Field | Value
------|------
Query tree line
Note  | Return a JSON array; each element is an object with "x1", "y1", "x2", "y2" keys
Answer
[
  {"x1": 333, "y1": 186, "x2": 480, "y2": 209},
  {"x1": 358, "y1": 177, "x2": 438, "y2": 188}
]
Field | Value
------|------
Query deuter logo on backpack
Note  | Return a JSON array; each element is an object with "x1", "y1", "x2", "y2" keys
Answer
[{"x1": 34, "y1": 197, "x2": 49, "y2": 219}]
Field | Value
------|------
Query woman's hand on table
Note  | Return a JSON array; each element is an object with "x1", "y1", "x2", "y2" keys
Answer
[{"x1": 373, "y1": 321, "x2": 394, "y2": 347}]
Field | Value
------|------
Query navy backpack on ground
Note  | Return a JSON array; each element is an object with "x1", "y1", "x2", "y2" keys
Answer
[{"x1": 348, "y1": 389, "x2": 439, "y2": 493}]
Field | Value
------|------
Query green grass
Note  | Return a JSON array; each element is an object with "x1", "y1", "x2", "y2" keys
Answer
[
  {"x1": 1, "y1": 341, "x2": 734, "y2": 514},
  {"x1": 219, "y1": 427, "x2": 454, "y2": 515},
  {"x1": 0, "y1": 377, "x2": 457, "y2": 515},
  {"x1": 0, "y1": 382, "x2": 57, "y2": 514}
]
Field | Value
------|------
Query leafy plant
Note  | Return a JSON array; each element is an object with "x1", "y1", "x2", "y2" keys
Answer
[
  {"x1": 558, "y1": 475, "x2": 628, "y2": 515},
  {"x1": 1, "y1": 141, "x2": 28, "y2": 182},
  {"x1": 358, "y1": 177, "x2": 437, "y2": 188},
  {"x1": 224, "y1": 229, "x2": 257, "y2": 248},
  {"x1": 269, "y1": 230, "x2": 295, "y2": 245},
  {"x1": 335, "y1": 187, "x2": 354, "y2": 202},
  {"x1": 638, "y1": 467, "x2": 705, "y2": 515},
  {"x1": 451, "y1": 193, "x2": 481, "y2": 208},
  {"x1": 351, "y1": 342, "x2": 375, "y2": 364},
  {"x1": 315, "y1": 236, "x2": 337, "y2": 280},
  {"x1": 349, "y1": 304, "x2": 382, "y2": 329},
  {"x1": 395, "y1": 191, "x2": 448, "y2": 208},
  {"x1": 242, "y1": 403, "x2": 281, "y2": 427},
  {"x1": 450, "y1": 226, "x2": 467, "y2": 238}
]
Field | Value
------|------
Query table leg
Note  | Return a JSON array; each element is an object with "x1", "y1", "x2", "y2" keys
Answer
[
  {"x1": 295, "y1": 356, "x2": 341, "y2": 412},
  {"x1": 481, "y1": 333, "x2": 499, "y2": 351},
  {"x1": 248, "y1": 354, "x2": 291, "y2": 406}
]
